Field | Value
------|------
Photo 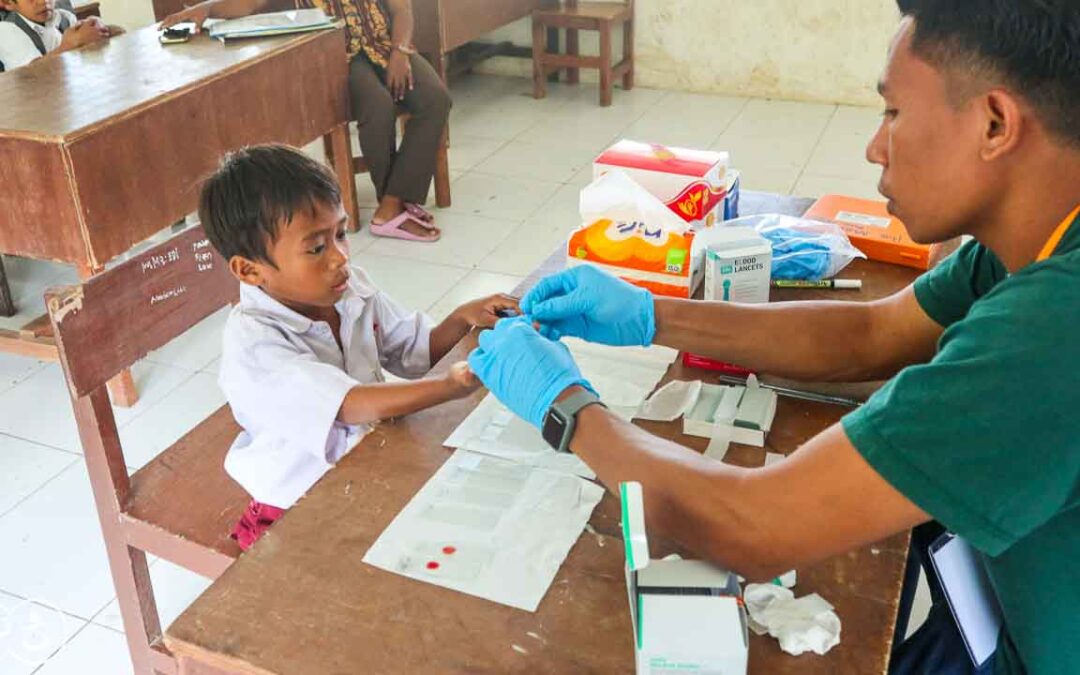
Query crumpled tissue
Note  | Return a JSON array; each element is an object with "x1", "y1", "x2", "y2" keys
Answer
[{"x1": 743, "y1": 583, "x2": 841, "y2": 656}]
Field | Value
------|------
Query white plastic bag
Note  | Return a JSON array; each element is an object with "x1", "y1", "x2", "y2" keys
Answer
[{"x1": 722, "y1": 214, "x2": 865, "y2": 280}]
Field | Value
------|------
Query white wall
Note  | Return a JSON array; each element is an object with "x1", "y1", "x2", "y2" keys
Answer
[
  {"x1": 476, "y1": 0, "x2": 899, "y2": 106},
  {"x1": 97, "y1": 0, "x2": 900, "y2": 106}
]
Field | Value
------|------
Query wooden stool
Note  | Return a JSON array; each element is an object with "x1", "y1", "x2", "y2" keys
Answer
[
  {"x1": 351, "y1": 113, "x2": 452, "y2": 211},
  {"x1": 531, "y1": 0, "x2": 634, "y2": 107}
]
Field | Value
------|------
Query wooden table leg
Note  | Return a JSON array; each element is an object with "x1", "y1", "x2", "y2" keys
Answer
[
  {"x1": 0, "y1": 255, "x2": 15, "y2": 318},
  {"x1": 324, "y1": 124, "x2": 361, "y2": 233},
  {"x1": 77, "y1": 262, "x2": 139, "y2": 407}
]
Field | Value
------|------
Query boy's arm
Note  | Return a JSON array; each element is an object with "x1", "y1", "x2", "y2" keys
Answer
[
  {"x1": 429, "y1": 294, "x2": 520, "y2": 366},
  {"x1": 337, "y1": 363, "x2": 476, "y2": 425}
]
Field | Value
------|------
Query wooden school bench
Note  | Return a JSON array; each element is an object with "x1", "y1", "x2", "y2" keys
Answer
[
  {"x1": 48, "y1": 225, "x2": 248, "y2": 675},
  {"x1": 0, "y1": 24, "x2": 358, "y2": 405},
  {"x1": 161, "y1": 192, "x2": 921, "y2": 675}
]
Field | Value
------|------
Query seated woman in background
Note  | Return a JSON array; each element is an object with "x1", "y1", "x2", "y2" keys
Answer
[{"x1": 162, "y1": 0, "x2": 450, "y2": 243}]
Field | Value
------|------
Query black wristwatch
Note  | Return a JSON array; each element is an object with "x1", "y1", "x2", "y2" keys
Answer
[{"x1": 542, "y1": 389, "x2": 604, "y2": 454}]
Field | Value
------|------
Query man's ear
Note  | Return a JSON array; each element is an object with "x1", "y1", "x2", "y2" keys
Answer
[
  {"x1": 228, "y1": 255, "x2": 266, "y2": 287},
  {"x1": 979, "y1": 88, "x2": 1025, "y2": 162}
]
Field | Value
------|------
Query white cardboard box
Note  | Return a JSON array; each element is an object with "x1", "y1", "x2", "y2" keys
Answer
[
  {"x1": 702, "y1": 226, "x2": 772, "y2": 304},
  {"x1": 622, "y1": 482, "x2": 749, "y2": 675},
  {"x1": 683, "y1": 382, "x2": 778, "y2": 447}
]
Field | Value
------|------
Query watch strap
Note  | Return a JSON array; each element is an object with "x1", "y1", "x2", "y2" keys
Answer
[{"x1": 549, "y1": 389, "x2": 603, "y2": 454}]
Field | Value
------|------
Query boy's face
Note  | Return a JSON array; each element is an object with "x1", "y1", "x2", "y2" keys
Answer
[
  {"x1": 230, "y1": 199, "x2": 352, "y2": 316},
  {"x1": 5, "y1": 0, "x2": 55, "y2": 23}
]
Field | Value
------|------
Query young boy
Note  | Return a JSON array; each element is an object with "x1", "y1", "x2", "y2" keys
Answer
[
  {"x1": 199, "y1": 144, "x2": 517, "y2": 550},
  {"x1": 0, "y1": 0, "x2": 118, "y2": 72}
]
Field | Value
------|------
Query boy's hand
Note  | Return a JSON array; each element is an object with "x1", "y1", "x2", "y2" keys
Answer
[
  {"x1": 60, "y1": 18, "x2": 110, "y2": 51},
  {"x1": 160, "y1": 0, "x2": 215, "y2": 31},
  {"x1": 452, "y1": 294, "x2": 520, "y2": 330},
  {"x1": 446, "y1": 361, "x2": 481, "y2": 396}
]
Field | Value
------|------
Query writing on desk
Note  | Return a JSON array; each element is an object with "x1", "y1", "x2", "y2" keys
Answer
[
  {"x1": 141, "y1": 247, "x2": 181, "y2": 274},
  {"x1": 192, "y1": 239, "x2": 211, "y2": 251},
  {"x1": 150, "y1": 286, "x2": 187, "y2": 306}
]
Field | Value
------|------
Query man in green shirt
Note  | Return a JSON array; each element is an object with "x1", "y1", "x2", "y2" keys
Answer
[{"x1": 467, "y1": 0, "x2": 1080, "y2": 673}]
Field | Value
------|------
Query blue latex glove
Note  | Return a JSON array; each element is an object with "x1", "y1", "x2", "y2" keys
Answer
[
  {"x1": 761, "y1": 227, "x2": 833, "y2": 280},
  {"x1": 468, "y1": 317, "x2": 595, "y2": 429},
  {"x1": 521, "y1": 266, "x2": 656, "y2": 346}
]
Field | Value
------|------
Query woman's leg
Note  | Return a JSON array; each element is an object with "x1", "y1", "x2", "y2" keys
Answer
[
  {"x1": 349, "y1": 54, "x2": 440, "y2": 239},
  {"x1": 388, "y1": 53, "x2": 452, "y2": 209}
]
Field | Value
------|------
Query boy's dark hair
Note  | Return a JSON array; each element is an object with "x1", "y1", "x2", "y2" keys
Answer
[
  {"x1": 896, "y1": 0, "x2": 1080, "y2": 147},
  {"x1": 198, "y1": 144, "x2": 342, "y2": 265}
]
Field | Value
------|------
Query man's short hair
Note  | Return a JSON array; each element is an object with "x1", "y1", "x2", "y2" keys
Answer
[
  {"x1": 198, "y1": 144, "x2": 342, "y2": 265},
  {"x1": 897, "y1": 0, "x2": 1080, "y2": 147}
]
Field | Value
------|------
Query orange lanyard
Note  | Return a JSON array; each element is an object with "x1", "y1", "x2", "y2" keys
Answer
[{"x1": 1036, "y1": 205, "x2": 1080, "y2": 263}]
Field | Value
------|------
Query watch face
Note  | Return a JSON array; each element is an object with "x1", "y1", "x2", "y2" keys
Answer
[{"x1": 542, "y1": 410, "x2": 569, "y2": 451}]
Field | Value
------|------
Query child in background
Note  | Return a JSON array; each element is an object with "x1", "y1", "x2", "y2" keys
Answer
[
  {"x1": 0, "y1": 0, "x2": 120, "y2": 72},
  {"x1": 199, "y1": 144, "x2": 517, "y2": 549}
]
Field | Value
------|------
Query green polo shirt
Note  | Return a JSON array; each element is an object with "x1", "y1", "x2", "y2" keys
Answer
[{"x1": 843, "y1": 210, "x2": 1080, "y2": 675}]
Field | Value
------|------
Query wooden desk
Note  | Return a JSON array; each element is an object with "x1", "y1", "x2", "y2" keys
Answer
[
  {"x1": 0, "y1": 25, "x2": 358, "y2": 397},
  {"x1": 164, "y1": 192, "x2": 919, "y2": 674},
  {"x1": 413, "y1": 0, "x2": 556, "y2": 79}
]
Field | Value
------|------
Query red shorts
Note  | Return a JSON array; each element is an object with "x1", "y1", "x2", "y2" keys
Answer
[{"x1": 231, "y1": 500, "x2": 286, "y2": 551}]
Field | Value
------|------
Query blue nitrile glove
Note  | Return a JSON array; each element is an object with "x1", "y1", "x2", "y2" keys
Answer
[
  {"x1": 761, "y1": 227, "x2": 833, "y2": 280},
  {"x1": 468, "y1": 317, "x2": 595, "y2": 429},
  {"x1": 521, "y1": 266, "x2": 656, "y2": 346}
]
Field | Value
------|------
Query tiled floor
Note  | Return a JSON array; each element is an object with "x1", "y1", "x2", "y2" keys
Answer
[{"x1": 0, "y1": 74, "x2": 911, "y2": 673}]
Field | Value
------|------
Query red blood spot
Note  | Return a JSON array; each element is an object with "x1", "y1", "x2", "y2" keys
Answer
[
  {"x1": 426, "y1": 561, "x2": 440, "y2": 570},
  {"x1": 442, "y1": 546, "x2": 457, "y2": 555}
]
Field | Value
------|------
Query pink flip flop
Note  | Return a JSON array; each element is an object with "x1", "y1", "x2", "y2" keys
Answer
[
  {"x1": 370, "y1": 211, "x2": 441, "y2": 242},
  {"x1": 405, "y1": 203, "x2": 435, "y2": 223}
]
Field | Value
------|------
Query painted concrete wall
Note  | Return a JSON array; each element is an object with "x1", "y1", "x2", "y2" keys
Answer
[{"x1": 96, "y1": 0, "x2": 900, "y2": 106}]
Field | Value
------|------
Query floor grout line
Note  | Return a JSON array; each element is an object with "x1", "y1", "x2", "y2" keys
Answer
[
  {"x1": 791, "y1": 104, "x2": 841, "y2": 194},
  {"x1": 0, "y1": 456, "x2": 81, "y2": 521}
]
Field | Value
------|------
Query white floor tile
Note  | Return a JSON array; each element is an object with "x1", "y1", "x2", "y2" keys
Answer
[
  {"x1": 449, "y1": 102, "x2": 552, "y2": 141},
  {"x1": 473, "y1": 137, "x2": 601, "y2": 185},
  {"x1": 446, "y1": 134, "x2": 509, "y2": 173},
  {"x1": 145, "y1": 307, "x2": 230, "y2": 373},
  {"x1": 0, "y1": 259, "x2": 75, "y2": 333},
  {"x1": 0, "y1": 366, "x2": 82, "y2": 454},
  {"x1": 794, "y1": 173, "x2": 883, "y2": 202},
  {"x1": 735, "y1": 166, "x2": 802, "y2": 196},
  {"x1": 477, "y1": 214, "x2": 572, "y2": 278},
  {"x1": 725, "y1": 98, "x2": 836, "y2": 138},
  {"x1": 364, "y1": 212, "x2": 520, "y2": 270},
  {"x1": 33, "y1": 623, "x2": 133, "y2": 675},
  {"x1": 449, "y1": 173, "x2": 562, "y2": 222},
  {"x1": 119, "y1": 372, "x2": 227, "y2": 471},
  {"x1": 712, "y1": 132, "x2": 821, "y2": 174},
  {"x1": 0, "y1": 435, "x2": 77, "y2": 517},
  {"x1": 0, "y1": 591, "x2": 86, "y2": 675},
  {"x1": 623, "y1": 93, "x2": 747, "y2": 148},
  {"x1": 426, "y1": 271, "x2": 527, "y2": 322},
  {"x1": 0, "y1": 353, "x2": 46, "y2": 397},
  {"x1": 0, "y1": 463, "x2": 116, "y2": 620},
  {"x1": 351, "y1": 254, "x2": 470, "y2": 314},
  {"x1": 828, "y1": 105, "x2": 885, "y2": 138},
  {"x1": 93, "y1": 559, "x2": 212, "y2": 634}
]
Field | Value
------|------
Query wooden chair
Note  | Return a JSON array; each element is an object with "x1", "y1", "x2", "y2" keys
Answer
[
  {"x1": 49, "y1": 226, "x2": 249, "y2": 675},
  {"x1": 531, "y1": 0, "x2": 634, "y2": 107},
  {"x1": 352, "y1": 114, "x2": 453, "y2": 209}
]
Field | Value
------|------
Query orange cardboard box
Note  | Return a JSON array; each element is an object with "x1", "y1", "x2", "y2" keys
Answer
[{"x1": 803, "y1": 195, "x2": 932, "y2": 270}]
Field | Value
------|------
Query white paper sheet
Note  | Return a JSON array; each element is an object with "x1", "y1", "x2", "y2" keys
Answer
[{"x1": 363, "y1": 450, "x2": 604, "y2": 611}]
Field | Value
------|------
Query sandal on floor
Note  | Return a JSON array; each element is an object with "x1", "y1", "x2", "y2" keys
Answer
[
  {"x1": 405, "y1": 203, "x2": 435, "y2": 223},
  {"x1": 370, "y1": 211, "x2": 441, "y2": 242}
]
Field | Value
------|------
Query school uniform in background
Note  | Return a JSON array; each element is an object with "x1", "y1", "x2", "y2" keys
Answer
[{"x1": 0, "y1": 6, "x2": 72, "y2": 71}]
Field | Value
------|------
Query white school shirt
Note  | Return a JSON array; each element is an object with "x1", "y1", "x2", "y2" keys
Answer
[
  {"x1": 0, "y1": 9, "x2": 74, "y2": 71},
  {"x1": 219, "y1": 267, "x2": 435, "y2": 508}
]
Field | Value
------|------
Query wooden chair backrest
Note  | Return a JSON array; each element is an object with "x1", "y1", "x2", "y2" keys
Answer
[{"x1": 49, "y1": 226, "x2": 237, "y2": 400}]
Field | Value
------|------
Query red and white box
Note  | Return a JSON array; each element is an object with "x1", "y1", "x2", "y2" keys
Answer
[{"x1": 594, "y1": 140, "x2": 733, "y2": 230}]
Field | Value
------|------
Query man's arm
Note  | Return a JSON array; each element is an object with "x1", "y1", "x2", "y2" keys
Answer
[
  {"x1": 567, "y1": 388, "x2": 930, "y2": 580},
  {"x1": 653, "y1": 285, "x2": 943, "y2": 382}
]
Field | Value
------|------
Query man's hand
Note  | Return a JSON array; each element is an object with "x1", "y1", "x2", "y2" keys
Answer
[
  {"x1": 522, "y1": 266, "x2": 656, "y2": 347},
  {"x1": 59, "y1": 17, "x2": 110, "y2": 51},
  {"x1": 159, "y1": 0, "x2": 217, "y2": 31},
  {"x1": 385, "y1": 50, "x2": 413, "y2": 101},
  {"x1": 468, "y1": 317, "x2": 594, "y2": 428},
  {"x1": 451, "y1": 294, "x2": 520, "y2": 330}
]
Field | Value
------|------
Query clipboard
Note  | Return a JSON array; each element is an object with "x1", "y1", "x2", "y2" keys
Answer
[{"x1": 928, "y1": 533, "x2": 1004, "y2": 668}]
